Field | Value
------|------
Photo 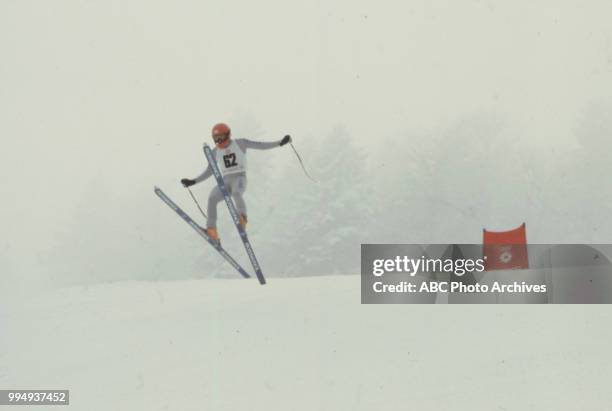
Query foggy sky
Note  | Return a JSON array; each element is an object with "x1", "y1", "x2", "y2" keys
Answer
[{"x1": 2, "y1": 0, "x2": 611, "y2": 286}]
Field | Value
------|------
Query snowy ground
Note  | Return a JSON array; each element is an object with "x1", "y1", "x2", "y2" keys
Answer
[{"x1": 2, "y1": 275, "x2": 612, "y2": 410}]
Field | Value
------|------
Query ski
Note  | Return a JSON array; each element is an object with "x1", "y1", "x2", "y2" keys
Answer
[
  {"x1": 203, "y1": 144, "x2": 267, "y2": 285},
  {"x1": 154, "y1": 186, "x2": 250, "y2": 279}
]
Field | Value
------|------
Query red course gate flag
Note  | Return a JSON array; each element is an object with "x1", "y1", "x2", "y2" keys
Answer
[{"x1": 483, "y1": 223, "x2": 529, "y2": 271}]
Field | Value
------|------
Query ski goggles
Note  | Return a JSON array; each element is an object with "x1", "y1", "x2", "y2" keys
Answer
[{"x1": 212, "y1": 133, "x2": 229, "y2": 144}]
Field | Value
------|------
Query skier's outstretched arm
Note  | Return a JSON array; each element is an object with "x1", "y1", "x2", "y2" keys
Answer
[
  {"x1": 194, "y1": 166, "x2": 213, "y2": 183},
  {"x1": 180, "y1": 147, "x2": 218, "y2": 187},
  {"x1": 237, "y1": 135, "x2": 291, "y2": 151},
  {"x1": 181, "y1": 166, "x2": 212, "y2": 187}
]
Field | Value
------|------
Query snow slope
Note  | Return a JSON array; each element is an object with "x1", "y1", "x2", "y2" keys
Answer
[{"x1": 2, "y1": 275, "x2": 612, "y2": 410}]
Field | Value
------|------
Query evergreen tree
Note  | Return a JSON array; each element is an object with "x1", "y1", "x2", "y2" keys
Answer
[{"x1": 258, "y1": 127, "x2": 373, "y2": 276}]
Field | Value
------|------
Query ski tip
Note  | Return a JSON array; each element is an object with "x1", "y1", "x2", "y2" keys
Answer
[{"x1": 153, "y1": 185, "x2": 160, "y2": 192}]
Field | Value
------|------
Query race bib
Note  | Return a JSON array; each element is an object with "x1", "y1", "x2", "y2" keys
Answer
[{"x1": 216, "y1": 140, "x2": 247, "y2": 176}]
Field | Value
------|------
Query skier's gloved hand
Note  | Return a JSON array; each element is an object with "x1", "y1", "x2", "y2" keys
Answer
[
  {"x1": 280, "y1": 135, "x2": 292, "y2": 146},
  {"x1": 181, "y1": 178, "x2": 196, "y2": 188}
]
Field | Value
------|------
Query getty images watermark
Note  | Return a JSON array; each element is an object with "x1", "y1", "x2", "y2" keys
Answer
[
  {"x1": 361, "y1": 244, "x2": 612, "y2": 304},
  {"x1": 370, "y1": 254, "x2": 544, "y2": 294}
]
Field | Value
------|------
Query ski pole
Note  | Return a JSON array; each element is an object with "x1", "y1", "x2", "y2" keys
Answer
[
  {"x1": 186, "y1": 186, "x2": 207, "y2": 219},
  {"x1": 289, "y1": 141, "x2": 318, "y2": 183}
]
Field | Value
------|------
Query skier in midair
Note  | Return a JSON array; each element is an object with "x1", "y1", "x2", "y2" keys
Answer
[{"x1": 181, "y1": 122, "x2": 291, "y2": 242}]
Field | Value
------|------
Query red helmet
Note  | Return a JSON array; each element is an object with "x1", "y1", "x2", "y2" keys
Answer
[{"x1": 211, "y1": 123, "x2": 231, "y2": 148}]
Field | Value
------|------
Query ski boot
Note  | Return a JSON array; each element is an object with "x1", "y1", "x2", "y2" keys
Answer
[
  {"x1": 206, "y1": 227, "x2": 220, "y2": 243},
  {"x1": 239, "y1": 215, "x2": 248, "y2": 230}
]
